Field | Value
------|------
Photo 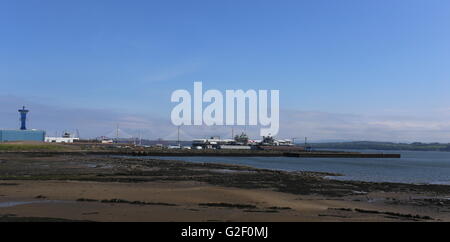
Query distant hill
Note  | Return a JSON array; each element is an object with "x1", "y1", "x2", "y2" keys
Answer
[{"x1": 309, "y1": 141, "x2": 450, "y2": 152}]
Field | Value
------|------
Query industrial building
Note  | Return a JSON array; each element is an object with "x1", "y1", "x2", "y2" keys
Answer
[
  {"x1": 45, "y1": 132, "x2": 79, "y2": 143},
  {"x1": 45, "y1": 136, "x2": 79, "y2": 143},
  {"x1": 191, "y1": 134, "x2": 293, "y2": 150},
  {"x1": 0, "y1": 129, "x2": 45, "y2": 142},
  {"x1": 0, "y1": 106, "x2": 46, "y2": 142}
]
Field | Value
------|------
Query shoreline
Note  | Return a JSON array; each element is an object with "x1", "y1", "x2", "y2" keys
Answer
[
  {"x1": 0, "y1": 153, "x2": 449, "y2": 222},
  {"x1": 0, "y1": 148, "x2": 401, "y2": 158}
]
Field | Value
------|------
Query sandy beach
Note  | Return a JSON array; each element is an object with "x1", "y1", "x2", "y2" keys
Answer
[{"x1": 1, "y1": 153, "x2": 449, "y2": 222}]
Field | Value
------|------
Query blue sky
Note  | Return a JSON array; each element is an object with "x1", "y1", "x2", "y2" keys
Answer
[{"x1": 1, "y1": 0, "x2": 450, "y2": 141}]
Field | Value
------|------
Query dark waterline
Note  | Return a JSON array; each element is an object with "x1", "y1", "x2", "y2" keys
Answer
[{"x1": 137, "y1": 150, "x2": 450, "y2": 185}]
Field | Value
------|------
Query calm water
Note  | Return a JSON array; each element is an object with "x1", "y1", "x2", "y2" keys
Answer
[
  {"x1": 0, "y1": 200, "x2": 69, "y2": 208},
  {"x1": 142, "y1": 150, "x2": 450, "y2": 185}
]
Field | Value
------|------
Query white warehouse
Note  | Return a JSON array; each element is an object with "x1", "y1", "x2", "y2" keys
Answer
[
  {"x1": 45, "y1": 132, "x2": 79, "y2": 143},
  {"x1": 45, "y1": 137, "x2": 79, "y2": 143}
]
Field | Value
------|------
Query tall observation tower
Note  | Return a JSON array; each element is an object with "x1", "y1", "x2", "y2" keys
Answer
[
  {"x1": 18, "y1": 106, "x2": 29, "y2": 130},
  {"x1": 0, "y1": 106, "x2": 45, "y2": 142}
]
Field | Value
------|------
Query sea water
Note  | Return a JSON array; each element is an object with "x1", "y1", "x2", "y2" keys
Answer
[{"x1": 139, "y1": 150, "x2": 450, "y2": 185}]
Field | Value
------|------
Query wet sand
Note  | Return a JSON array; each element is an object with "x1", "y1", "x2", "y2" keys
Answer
[{"x1": 0, "y1": 153, "x2": 449, "y2": 222}]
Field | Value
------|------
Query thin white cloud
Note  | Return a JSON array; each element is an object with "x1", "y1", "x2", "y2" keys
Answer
[{"x1": 1, "y1": 95, "x2": 450, "y2": 142}]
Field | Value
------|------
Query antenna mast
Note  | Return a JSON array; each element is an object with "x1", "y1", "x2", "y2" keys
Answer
[{"x1": 177, "y1": 126, "x2": 180, "y2": 146}]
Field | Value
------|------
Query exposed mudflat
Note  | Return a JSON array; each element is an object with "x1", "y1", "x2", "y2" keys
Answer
[{"x1": 0, "y1": 153, "x2": 449, "y2": 222}]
